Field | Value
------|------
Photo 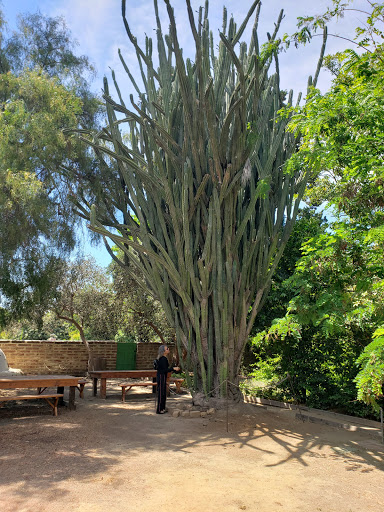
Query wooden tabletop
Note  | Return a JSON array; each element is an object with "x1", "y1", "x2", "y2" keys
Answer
[
  {"x1": 0, "y1": 375, "x2": 80, "y2": 389},
  {"x1": 89, "y1": 370, "x2": 157, "y2": 378}
]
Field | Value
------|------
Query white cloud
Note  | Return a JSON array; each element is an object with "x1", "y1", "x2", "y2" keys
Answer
[{"x1": 3, "y1": 0, "x2": 371, "y2": 98}]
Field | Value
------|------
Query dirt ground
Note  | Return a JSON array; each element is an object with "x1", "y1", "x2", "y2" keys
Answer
[{"x1": 0, "y1": 384, "x2": 383, "y2": 512}]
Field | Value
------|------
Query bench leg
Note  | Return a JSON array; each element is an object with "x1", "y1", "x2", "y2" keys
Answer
[
  {"x1": 121, "y1": 386, "x2": 133, "y2": 402},
  {"x1": 53, "y1": 396, "x2": 59, "y2": 416},
  {"x1": 43, "y1": 397, "x2": 59, "y2": 416}
]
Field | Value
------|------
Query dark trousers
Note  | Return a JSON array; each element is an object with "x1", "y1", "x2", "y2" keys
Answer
[{"x1": 156, "y1": 373, "x2": 167, "y2": 413}]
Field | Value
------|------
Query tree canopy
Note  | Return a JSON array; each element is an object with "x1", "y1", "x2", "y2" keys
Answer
[
  {"x1": 0, "y1": 9, "x2": 103, "y2": 321},
  {"x1": 51, "y1": 257, "x2": 113, "y2": 364},
  {"x1": 253, "y1": 0, "x2": 384, "y2": 413}
]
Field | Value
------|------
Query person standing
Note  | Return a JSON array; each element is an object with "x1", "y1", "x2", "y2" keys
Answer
[{"x1": 156, "y1": 344, "x2": 179, "y2": 414}]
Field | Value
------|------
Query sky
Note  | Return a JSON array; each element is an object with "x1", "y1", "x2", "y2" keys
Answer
[{"x1": 1, "y1": 0, "x2": 370, "y2": 266}]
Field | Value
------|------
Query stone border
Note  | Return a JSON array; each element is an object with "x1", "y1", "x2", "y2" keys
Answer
[
  {"x1": 170, "y1": 404, "x2": 216, "y2": 418},
  {"x1": 296, "y1": 411, "x2": 382, "y2": 437},
  {"x1": 243, "y1": 395, "x2": 307, "y2": 410},
  {"x1": 244, "y1": 394, "x2": 382, "y2": 439}
]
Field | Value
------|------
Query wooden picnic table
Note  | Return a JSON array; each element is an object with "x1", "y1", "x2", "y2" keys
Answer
[
  {"x1": 89, "y1": 370, "x2": 168, "y2": 399},
  {"x1": 0, "y1": 374, "x2": 79, "y2": 410}
]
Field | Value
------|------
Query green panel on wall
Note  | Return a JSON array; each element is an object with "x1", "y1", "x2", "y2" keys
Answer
[{"x1": 116, "y1": 342, "x2": 137, "y2": 370}]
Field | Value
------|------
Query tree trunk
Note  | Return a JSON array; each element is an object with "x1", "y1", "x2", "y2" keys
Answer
[
  {"x1": 172, "y1": 279, "x2": 265, "y2": 404},
  {"x1": 56, "y1": 314, "x2": 94, "y2": 372}
]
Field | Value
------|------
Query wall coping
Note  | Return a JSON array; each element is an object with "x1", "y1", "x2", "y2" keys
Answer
[
  {"x1": 0, "y1": 340, "x2": 166, "y2": 343},
  {"x1": 0, "y1": 339, "x2": 116, "y2": 343}
]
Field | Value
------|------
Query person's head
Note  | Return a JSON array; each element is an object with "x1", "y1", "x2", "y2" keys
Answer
[{"x1": 158, "y1": 344, "x2": 170, "y2": 359}]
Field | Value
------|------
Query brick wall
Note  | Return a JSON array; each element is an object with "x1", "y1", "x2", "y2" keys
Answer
[
  {"x1": 0, "y1": 340, "x2": 176, "y2": 376},
  {"x1": 135, "y1": 343, "x2": 176, "y2": 369},
  {"x1": 136, "y1": 343, "x2": 159, "y2": 369},
  {"x1": 0, "y1": 340, "x2": 117, "y2": 376}
]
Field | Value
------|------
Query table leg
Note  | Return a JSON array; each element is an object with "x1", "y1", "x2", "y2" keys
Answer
[
  {"x1": 100, "y1": 378, "x2": 107, "y2": 399},
  {"x1": 93, "y1": 378, "x2": 98, "y2": 396},
  {"x1": 68, "y1": 386, "x2": 76, "y2": 410},
  {"x1": 57, "y1": 386, "x2": 65, "y2": 406}
]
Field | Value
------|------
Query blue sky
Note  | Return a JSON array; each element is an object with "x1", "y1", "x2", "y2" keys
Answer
[{"x1": 1, "y1": 0, "x2": 368, "y2": 266}]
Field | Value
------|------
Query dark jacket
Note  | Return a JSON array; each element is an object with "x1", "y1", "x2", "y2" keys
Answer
[{"x1": 157, "y1": 355, "x2": 174, "y2": 375}]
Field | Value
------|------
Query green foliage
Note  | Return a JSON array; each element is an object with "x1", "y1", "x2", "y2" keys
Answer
[
  {"x1": 111, "y1": 257, "x2": 175, "y2": 344},
  {"x1": 251, "y1": 207, "x2": 326, "y2": 337},
  {"x1": 114, "y1": 331, "x2": 136, "y2": 343},
  {"x1": 3, "y1": 12, "x2": 95, "y2": 83},
  {"x1": 51, "y1": 255, "x2": 172, "y2": 345},
  {"x1": 52, "y1": 257, "x2": 116, "y2": 347},
  {"x1": 288, "y1": 52, "x2": 384, "y2": 224},
  {"x1": 250, "y1": 325, "x2": 376, "y2": 417},
  {"x1": 173, "y1": 371, "x2": 192, "y2": 390},
  {"x1": 286, "y1": 226, "x2": 384, "y2": 334},
  {"x1": 0, "y1": 252, "x2": 66, "y2": 327},
  {"x1": 0, "y1": 252, "x2": 173, "y2": 344},
  {"x1": 0, "y1": 313, "x2": 69, "y2": 340},
  {"x1": 248, "y1": 355, "x2": 282, "y2": 383},
  {"x1": 250, "y1": 2, "x2": 384, "y2": 416},
  {"x1": 42, "y1": 312, "x2": 70, "y2": 340},
  {"x1": 0, "y1": 70, "x2": 83, "y2": 178},
  {"x1": 284, "y1": 1, "x2": 384, "y2": 230},
  {"x1": 251, "y1": 219, "x2": 383, "y2": 417},
  {"x1": 15, "y1": 324, "x2": 49, "y2": 341},
  {"x1": 0, "y1": 70, "x2": 82, "y2": 318},
  {"x1": 0, "y1": 10, "x2": 103, "y2": 321},
  {"x1": 67, "y1": 325, "x2": 81, "y2": 341},
  {"x1": 286, "y1": 1, "x2": 384, "y2": 52},
  {"x1": 355, "y1": 328, "x2": 384, "y2": 411}
]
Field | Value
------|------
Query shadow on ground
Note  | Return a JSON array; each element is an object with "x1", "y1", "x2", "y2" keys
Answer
[{"x1": 1, "y1": 383, "x2": 383, "y2": 503}]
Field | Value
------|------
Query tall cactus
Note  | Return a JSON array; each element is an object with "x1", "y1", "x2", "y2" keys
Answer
[{"x1": 73, "y1": 0, "x2": 326, "y2": 400}]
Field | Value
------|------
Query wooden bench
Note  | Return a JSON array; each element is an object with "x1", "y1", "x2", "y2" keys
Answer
[
  {"x1": 0, "y1": 393, "x2": 64, "y2": 416},
  {"x1": 120, "y1": 378, "x2": 185, "y2": 401},
  {"x1": 37, "y1": 379, "x2": 86, "y2": 398},
  {"x1": 120, "y1": 381, "x2": 157, "y2": 402}
]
